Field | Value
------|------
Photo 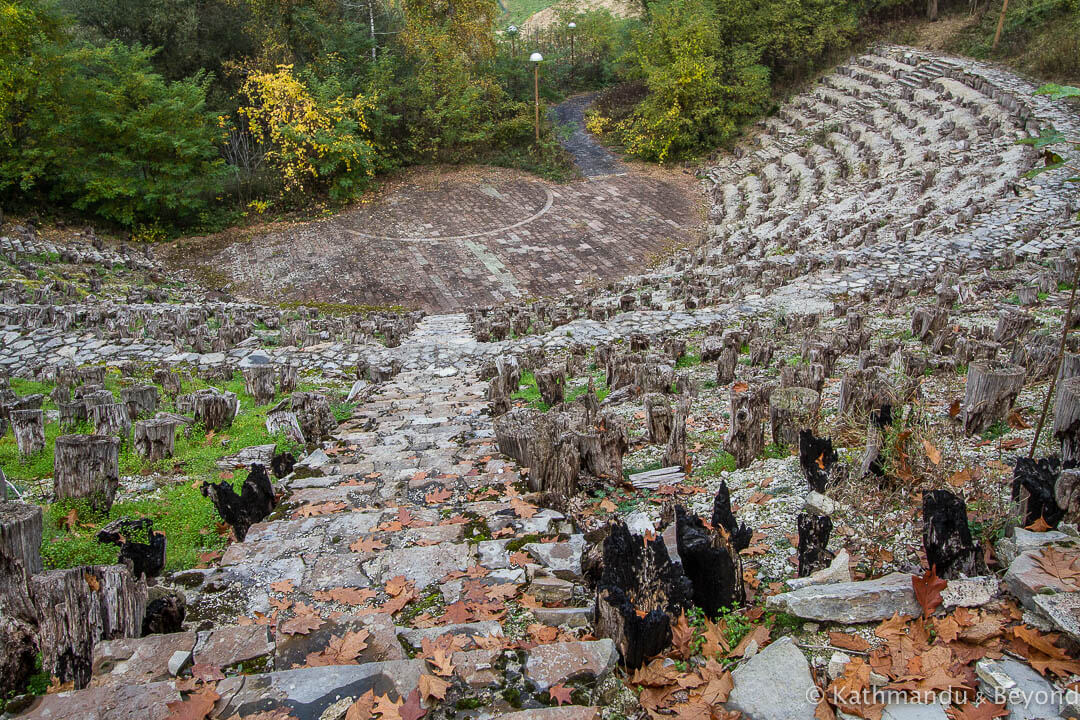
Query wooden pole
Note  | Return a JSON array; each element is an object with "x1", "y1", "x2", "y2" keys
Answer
[
  {"x1": 1029, "y1": 260, "x2": 1080, "y2": 457},
  {"x1": 534, "y1": 63, "x2": 540, "y2": 144},
  {"x1": 992, "y1": 0, "x2": 1010, "y2": 49}
]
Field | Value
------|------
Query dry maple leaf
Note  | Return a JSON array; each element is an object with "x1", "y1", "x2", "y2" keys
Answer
[
  {"x1": 1034, "y1": 546, "x2": 1080, "y2": 591},
  {"x1": 946, "y1": 701, "x2": 1009, "y2": 720},
  {"x1": 385, "y1": 576, "x2": 412, "y2": 597},
  {"x1": 305, "y1": 630, "x2": 370, "y2": 667},
  {"x1": 428, "y1": 648, "x2": 455, "y2": 677},
  {"x1": 84, "y1": 573, "x2": 100, "y2": 592},
  {"x1": 345, "y1": 690, "x2": 377, "y2": 720},
  {"x1": 508, "y1": 551, "x2": 531, "y2": 568},
  {"x1": 418, "y1": 674, "x2": 450, "y2": 701},
  {"x1": 269, "y1": 579, "x2": 295, "y2": 593},
  {"x1": 874, "y1": 612, "x2": 911, "y2": 640},
  {"x1": 912, "y1": 566, "x2": 947, "y2": 617},
  {"x1": 373, "y1": 693, "x2": 404, "y2": 720},
  {"x1": 295, "y1": 501, "x2": 347, "y2": 518},
  {"x1": 548, "y1": 684, "x2": 574, "y2": 706},
  {"x1": 165, "y1": 686, "x2": 220, "y2": 720},
  {"x1": 190, "y1": 662, "x2": 225, "y2": 682},
  {"x1": 671, "y1": 612, "x2": 695, "y2": 659},
  {"x1": 61, "y1": 508, "x2": 79, "y2": 531},
  {"x1": 314, "y1": 587, "x2": 378, "y2": 605},
  {"x1": 1024, "y1": 516, "x2": 1053, "y2": 533},
  {"x1": 279, "y1": 614, "x2": 325, "y2": 636},
  {"x1": 425, "y1": 487, "x2": 452, "y2": 504},
  {"x1": 398, "y1": 689, "x2": 426, "y2": 720},
  {"x1": 510, "y1": 497, "x2": 539, "y2": 518},
  {"x1": 350, "y1": 536, "x2": 388, "y2": 554},
  {"x1": 921, "y1": 437, "x2": 942, "y2": 465},
  {"x1": 485, "y1": 583, "x2": 518, "y2": 601},
  {"x1": 828, "y1": 632, "x2": 869, "y2": 652},
  {"x1": 598, "y1": 498, "x2": 618, "y2": 513}
]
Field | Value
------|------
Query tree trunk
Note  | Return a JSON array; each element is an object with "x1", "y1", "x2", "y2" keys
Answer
[
  {"x1": 58, "y1": 399, "x2": 88, "y2": 430},
  {"x1": 121, "y1": 385, "x2": 158, "y2": 420},
  {"x1": 911, "y1": 306, "x2": 948, "y2": 343},
  {"x1": 993, "y1": 309, "x2": 1034, "y2": 344},
  {"x1": 595, "y1": 520, "x2": 693, "y2": 669},
  {"x1": 0, "y1": 552, "x2": 38, "y2": 697},
  {"x1": 244, "y1": 366, "x2": 277, "y2": 405},
  {"x1": 838, "y1": 367, "x2": 900, "y2": 420},
  {"x1": 291, "y1": 392, "x2": 336, "y2": 444},
  {"x1": 962, "y1": 362, "x2": 1026, "y2": 436},
  {"x1": 11, "y1": 409, "x2": 45, "y2": 456},
  {"x1": 716, "y1": 346, "x2": 737, "y2": 385},
  {"x1": 644, "y1": 393, "x2": 672, "y2": 445},
  {"x1": 0, "y1": 501, "x2": 43, "y2": 575},
  {"x1": 153, "y1": 368, "x2": 183, "y2": 398},
  {"x1": 797, "y1": 513, "x2": 834, "y2": 577},
  {"x1": 54, "y1": 435, "x2": 121, "y2": 513},
  {"x1": 535, "y1": 367, "x2": 565, "y2": 407},
  {"x1": 1056, "y1": 469, "x2": 1080, "y2": 525},
  {"x1": 1017, "y1": 285, "x2": 1039, "y2": 307},
  {"x1": 133, "y1": 418, "x2": 177, "y2": 461},
  {"x1": 90, "y1": 402, "x2": 132, "y2": 441},
  {"x1": 675, "y1": 504, "x2": 744, "y2": 616},
  {"x1": 922, "y1": 490, "x2": 979, "y2": 579},
  {"x1": 725, "y1": 386, "x2": 768, "y2": 469},
  {"x1": 749, "y1": 339, "x2": 773, "y2": 367},
  {"x1": 190, "y1": 389, "x2": 237, "y2": 431},
  {"x1": 279, "y1": 364, "x2": 299, "y2": 394},
  {"x1": 769, "y1": 387, "x2": 820, "y2": 448},
  {"x1": 201, "y1": 464, "x2": 276, "y2": 541},
  {"x1": 30, "y1": 564, "x2": 147, "y2": 689},
  {"x1": 1054, "y1": 376, "x2": 1080, "y2": 464},
  {"x1": 663, "y1": 396, "x2": 690, "y2": 469},
  {"x1": 266, "y1": 408, "x2": 305, "y2": 446},
  {"x1": 595, "y1": 411, "x2": 628, "y2": 481},
  {"x1": 487, "y1": 356, "x2": 520, "y2": 417}
]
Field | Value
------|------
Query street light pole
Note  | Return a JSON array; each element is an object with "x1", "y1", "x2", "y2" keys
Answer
[{"x1": 530, "y1": 53, "x2": 543, "y2": 143}]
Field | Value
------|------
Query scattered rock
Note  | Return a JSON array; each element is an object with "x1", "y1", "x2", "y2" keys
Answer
[
  {"x1": 727, "y1": 636, "x2": 818, "y2": 720},
  {"x1": 766, "y1": 572, "x2": 920, "y2": 623}
]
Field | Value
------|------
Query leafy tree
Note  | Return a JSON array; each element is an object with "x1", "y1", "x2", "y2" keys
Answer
[
  {"x1": 1019, "y1": 84, "x2": 1080, "y2": 189},
  {"x1": 0, "y1": 0, "x2": 64, "y2": 146},
  {"x1": 238, "y1": 64, "x2": 380, "y2": 201},
  {"x1": 1, "y1": 41, "x2": 227, "y2": 227},
  {"x1": 616, "y1": 0, "x2": 770, "y2": 161}
]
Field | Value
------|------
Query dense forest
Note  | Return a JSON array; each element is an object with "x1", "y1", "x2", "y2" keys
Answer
[{"x1": 0, "y1": 0, "x2": 1075, "y2": 233}]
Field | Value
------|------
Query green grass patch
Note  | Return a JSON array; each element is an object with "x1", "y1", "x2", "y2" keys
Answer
[{"x1": 697, "y1": 450, "x2": 737, "y2": 476}]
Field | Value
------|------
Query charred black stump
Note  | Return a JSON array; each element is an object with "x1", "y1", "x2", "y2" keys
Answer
[
  {"x1": 675, "y1": 504, "x2": 744, "y2": 618},
  {"x1": 96, "y1": 517, "x2": 166, "y2": 579},
  {"x1": 271, "y1": 450, "x2": 296, "y2": 479},
  {"x1": 595, "y1": 520, "x2": 693, "y2": 669},
  {"x1": 799, "y1": 430, "x2": 838, "y2": 493},
  {"x1": 923, "y1": 489, "x2": 979, "y2": 579},
  {"x1": 711, "y1": 480, "x2": 752, "y2": 552},
  {"x1": 201, "y1": 463, "x2": 276, "y2": 541},
  {"x1": 797, "y1": 513, "x2": 834, "y2": 577},
  {"x1": 142, "y1": 592, "x2": 186, "y2": 636},
  {"x1": 1012, "y1": 456, "x2": 1071, "y2": 528}
]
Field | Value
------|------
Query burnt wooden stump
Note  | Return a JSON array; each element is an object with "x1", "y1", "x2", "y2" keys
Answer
[
  {"x1": 644, "y1": 393, "x2": 672, "y2": 445},
  {"x1": 143, "y1": 591, "x2": 186, "y2": 636},
  {"x1": 1054, "y1": 376, "x2": 1080, "y2": 464},
  {"x1": 923, "y1": 489, "x2": 979, "y2": 579},
  {"x1": 96, "y1": 518, "x2": 166, "y2": 579},
  {"x1": 769, "y1": 387, "x2": 820, "y2": 448},
  {"x1": 663, "y1": 396, "x2": 690, "y2": 469},
  {"x1": 201, "y1": 463, "x2": 277, "y2": 541},
  {"x1": 279, "y1": 364, "x2": 299, "y2": 394},
  {"x1": 799, "y1": 430, "x2": 839, "y2": 493},
  {"x1": 712, "y1": 480, "x2": 752, "y2": 552},
  {"x1": 30, "y1": 564, "x2": 146, "y2": 689},
  {"x1": 535, "y1": 367, "x2": 565, "y2": 407},
  {"x1": 1012, "y1": 456, "x2": 1066, "y2": 529},
  {"x1": 725, "y1": 386, "x2": 768, "y2": 469},
  {"x1": 797, "y1": 513, "x2": 834, "y2": 577},
  {"x1": 133, "y1": 418, "x2": 177, "y2": 461},
  {"x1": 962, "y1": 362, "x2": 1026, "y2": 436},
  {"x1": 271, "y1": 450, "x2": 296, "y2": 479},
  {"x1": 244, "y1": 366, "x2": 277, "y2": 405},
  {"x1": 291, "y1": 392, "x2": 336, "y2": 445},
  {"x1": 675, "y1": 504, "x2": 744, "y2": 616},
  {"x1": 121, "y1": 385, "x2": 158, "y2": 420},
  {"x1": 11, "y1": 408, "x2": 45, "y2": 456},
  {"x1": 90, "y1": 402, "x2": 132, "y2": 441},
  {"x1": 595, "y1": 520, "x2": 693, "y2": 669},
  {"x1": 0, "y1": 501, "x2": 43, "y2": 575},
  {"x1": 54, "y1": 435, "x2": 121, "y2": 513}
]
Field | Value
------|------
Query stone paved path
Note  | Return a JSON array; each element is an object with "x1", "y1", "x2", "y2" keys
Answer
[
  {"x1": 167, "y1": 163, "x2": 699, "y2": 313},
  {"x1": 551, "y1": 94, "x2": 625, "y2": 177},
  {"x1": 29, "y1": 359, "x2": 616, "y2": 720}
]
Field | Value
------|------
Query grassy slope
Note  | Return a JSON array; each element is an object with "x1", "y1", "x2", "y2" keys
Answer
[{"x1": 500, "y1": 0, "x2": 559, "y2": 28}]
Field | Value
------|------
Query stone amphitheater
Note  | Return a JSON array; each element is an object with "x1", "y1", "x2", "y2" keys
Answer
[{"x1": 1, "y1": 46, "x2": 1079, "y2": 720}]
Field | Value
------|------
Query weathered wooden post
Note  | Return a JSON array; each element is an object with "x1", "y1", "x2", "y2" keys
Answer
[
  {"x1": 10, "y1": 409, "x2": 45, "y2": 456},
  {"x1": 54, "y1": 435, "x2": 121, "y2": 513}
]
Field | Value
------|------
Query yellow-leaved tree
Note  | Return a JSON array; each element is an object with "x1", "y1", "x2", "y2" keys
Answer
[{"x1": 238, "y1": 64, "x2": 379, "y2": 201}]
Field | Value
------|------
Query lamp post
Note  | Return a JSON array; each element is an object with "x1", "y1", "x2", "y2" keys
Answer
[
  {"x1": 530, "y1": 52, "x2": 543, "y2": 144},
  {"x1": 567, "y1": 22, "x2": 576, "y2": 85},
  {"x1": 507, "y1": 25, "x2": 518, "y2": 56}
]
